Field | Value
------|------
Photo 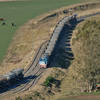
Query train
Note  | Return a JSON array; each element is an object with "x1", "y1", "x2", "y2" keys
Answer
[
  {"x1": 39, "y1": 14, "x2": 77, "y2": 68},
  {"x1": 0, "y1": 68, "x2": 24, "y2": 89}
]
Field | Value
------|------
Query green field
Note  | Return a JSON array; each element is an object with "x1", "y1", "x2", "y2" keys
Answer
[{"x1": 0, "y1": 0, "x2": 84, "y2": 61}]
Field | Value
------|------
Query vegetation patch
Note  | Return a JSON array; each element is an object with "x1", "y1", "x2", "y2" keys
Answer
[
  {"x1": 14, "y1": 13, "x2": 100, "y2": 100},
  {"x1": 75, "y1": 20, "x2": 100, "y2": 40},
  {"x1": 16, "y1": 96, "x2": 22, "y2": 100},
  {"x1": 1, "y1": 2, "x2": 100, "y2": 100},
  {"x1": 61, "y1": 15, "x2": 100, "y2": 96},
  {"x1": 43, "y1": 76, "x2": 60, "y2": 88},
  {"x1": 0, "y1": 0, "x2": 86, "y2": 62},
  {"x1": 16, "y1": 68, "x2": 66, "y2": 100},
  {"x1": 0, "y1": 1, "x2": 100, "y2": 75},
  {"x1": 47, "y1": 15, "x2": 100, "y2": 100}
]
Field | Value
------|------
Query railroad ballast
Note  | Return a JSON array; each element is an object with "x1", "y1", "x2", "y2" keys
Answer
[{"x1": 39, "y1": 14, "x2": 77, "y2": 68}]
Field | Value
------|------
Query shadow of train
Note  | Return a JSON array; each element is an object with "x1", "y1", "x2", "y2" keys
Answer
[
  {"x1": 49, "y1": 19, "x2": 80, "y2": 68},
  {"x1": 0, "y1": 75, "x2": 37, "y2": 94}
]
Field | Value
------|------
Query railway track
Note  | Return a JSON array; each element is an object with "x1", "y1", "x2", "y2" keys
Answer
[
  {"x1": 0, "y1": 12, "x2": 100, "y2": 99},
  {"x1": 0, "y1": 41, "x2": 48, "y2": 98}
]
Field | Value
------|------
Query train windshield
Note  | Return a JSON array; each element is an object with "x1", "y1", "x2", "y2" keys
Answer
[{"x1": 39, "y1": 58, "x2": 47, "y2": 64}]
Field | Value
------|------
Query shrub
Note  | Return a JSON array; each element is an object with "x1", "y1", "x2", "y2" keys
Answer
[
  {"x1": 16, "y1": 97, "x2": 22, "y2": 100},
  {"x1": 43, "y1": 76, "x2": 61, "y2": 88},
  {"x1": 44, "y1": 76, "x2": 55, "y2": 87},
  {"x1": 34, "y1": 91, "x2": 40, "y2": 96}
]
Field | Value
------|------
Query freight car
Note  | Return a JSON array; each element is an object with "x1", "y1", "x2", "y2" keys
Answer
[
  {"x1": 39, "y1": 14, "x2": 77, "y2": 68},
  {"x1": 0, "y1": 68, "x2": 24, "y2": 89}
]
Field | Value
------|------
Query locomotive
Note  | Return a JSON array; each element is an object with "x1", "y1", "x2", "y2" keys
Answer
[
  {"x1": 39, "y1": 14, "x2": 77, "y2": 68},
  {"x1": 39, "y1": 54, "x2": 48, "y2": 68},
  {"x1": 0, "y1": 68, "x2": 24, "y2": 89}
]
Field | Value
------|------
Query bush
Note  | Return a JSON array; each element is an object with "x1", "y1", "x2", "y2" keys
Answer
[
  {"x1": 44, "y1": 76, "x2": 61, "y2": 88},
  {"x1": 69, "y1": 17, "x2": 100, "y2": 92},
  {"x1": 16, "y1": 97, "x2": 22, "y2": 100},
  {"x1": 34, "y1": 91, "x2": 40, "y2": 96},
  {"x1": 44, "y1": 76, "x2": 55, "y2": 87},
  {"x1": 24, "y1": 96, "x2": 33, "y2": 100}
]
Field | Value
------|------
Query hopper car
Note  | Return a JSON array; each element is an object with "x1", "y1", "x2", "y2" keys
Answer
[
  {"x1": 39, "y1": 14, "x2": 77, "y2": 68},
  {"x1": 0, "y1": 68, "x2": 24, "y2": 89}
]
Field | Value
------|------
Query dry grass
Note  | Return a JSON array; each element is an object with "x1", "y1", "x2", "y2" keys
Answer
[
  {"x1": 0, "y1": 1, "x2": 100, "y2": 75},
  {"x1": 54, "y1": 15, "x2": 100, "y2": 99},
  {"x1": 77, "y1": 8, "x2": 100, "y2": 17},
  {"x1": 14, "y1": 9, "x2": 100, "y2": 100},
  {"x1": 0, "y1": 14, "x2": 62, "y2": 74},
  {"x1": 0, "y1": 2, "x2": 100, "y2": 100}
]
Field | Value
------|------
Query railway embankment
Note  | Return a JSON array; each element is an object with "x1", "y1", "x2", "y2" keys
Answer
[
  {"x1": 0, "y1": 2, "x2": 100, "y2": 75},
  {"x1": 16, "y1": 14, "x2": 100, "y2": 100},
  {"x1": 14, "y1": 13, "x2": 100, "y2": 100},
  {"x1": 0, "y1": 2, "x2": 100, "y2": 100},
  {"x1": 54, "y1": 15, "x2": 100, "y2": 100}
]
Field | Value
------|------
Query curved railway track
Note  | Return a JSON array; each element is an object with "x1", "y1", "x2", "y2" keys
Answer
[
  {"x1": 0, "y1": 12, "x2": 100, "y2": 99},
  {"x1": 0, "y1": 41, "x2": 48, "y2": 97}
]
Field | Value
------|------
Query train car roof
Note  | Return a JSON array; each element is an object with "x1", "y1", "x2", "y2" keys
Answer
[
  {"x1": 11, "y1": 68, "x2": 24, "y2": 73},
  {"x1": 0, "y1": 75, "x2": 5, "y2": 81}
]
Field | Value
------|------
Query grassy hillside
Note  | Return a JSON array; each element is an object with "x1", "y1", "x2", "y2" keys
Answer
[
  {"x1": 56, "y1": 15, "x2": 100, "y2": 99},
  {"x1": 13, "y1": 10, "x2": 100, "y2": 100},
  {"x1": 0, "y1": 0, "x2": 84, "y2": 62}
]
